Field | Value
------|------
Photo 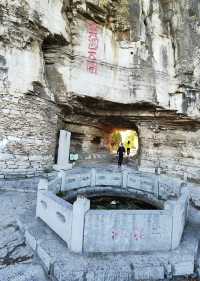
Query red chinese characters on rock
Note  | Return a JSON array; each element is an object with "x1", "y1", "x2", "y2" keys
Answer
[{"x1": 87, "y1": 21, "x2": 99, "y2": 74}]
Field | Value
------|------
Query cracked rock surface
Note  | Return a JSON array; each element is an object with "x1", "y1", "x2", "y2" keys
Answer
[{"x1": 0, "y1": 191, "x2": 48, "y2": 281}]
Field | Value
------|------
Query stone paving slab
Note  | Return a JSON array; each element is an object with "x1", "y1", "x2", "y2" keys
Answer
[{"x1": 71, "y1": 163, "x2": 136, "y2": 174}]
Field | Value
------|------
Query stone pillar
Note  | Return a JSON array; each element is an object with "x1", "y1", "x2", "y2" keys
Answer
[
  {"x1": 183, "y1": 172, "x2": 188, "y2": 182},
  {"x1": 36, "y1": 179, "x2": 48, "y2": 218},
  {"x1": 58, "y1": 170, "x2": 66, "y2": 192},
  {"x1": 54, "y1": 130, "x2": 72, "y2": 171},
  {"x1": 122, "y1": 170, "x2": 128, "y2": 188},
  {"x1": 165, "y1": 188, "x2": 189, "y2": 249},
  {"x1": 91, "y1": 168, "x2": 96, "y2": 187},
  {"x1": 38, "y1": 178, "x2": 48, "y2": 191},
  {"x1": 70, "y1": 196, "x2": 90, "y2": 253}
]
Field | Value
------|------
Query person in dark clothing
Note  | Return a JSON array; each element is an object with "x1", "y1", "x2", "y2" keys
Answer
[{"x1": 117, "y1": 143, "x2": 125, "y2": 167}]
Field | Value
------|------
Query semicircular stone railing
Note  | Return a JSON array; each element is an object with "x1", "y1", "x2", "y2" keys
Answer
[{"x1": 36, "y1": 168, "x2": 189, "y2": 253}]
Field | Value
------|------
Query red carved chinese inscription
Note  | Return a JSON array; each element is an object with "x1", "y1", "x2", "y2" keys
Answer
[
  {"x1": 111, "y1": 229, "x2": 144, "y2": 241},
  {"x1": 87, "y1": 21, "x2": 99, "y2": 74}
]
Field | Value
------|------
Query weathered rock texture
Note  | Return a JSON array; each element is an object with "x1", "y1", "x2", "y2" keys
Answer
[
  {"x1": 0, "y1": 191, "x2": 48, "y2": 280},
  {"x1": 1, "y1": 0, "x2": 200, "y2": 181}
]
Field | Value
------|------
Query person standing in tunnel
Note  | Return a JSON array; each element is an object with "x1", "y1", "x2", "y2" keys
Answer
[
  {"x1": 117, "y1": 143, "x2": 125, "y2": 167},
  {"x1": 127, "y1": 140, "x2": 131, "y2": 160}
]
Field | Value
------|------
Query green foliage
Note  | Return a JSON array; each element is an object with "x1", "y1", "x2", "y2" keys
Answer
[
  {"x1": 110, "y1": 130, "x2": 138, "y2": 153},
  {"x1": 110, "y1": 130, "x2": 122, "y2": 151},
  {"x1": 124, "y1": 131, "x2": 138, "y2": 150},
  {"x1": 99, "y1": 0, "x2": 109, "y2": 8},
  {"x1": 56, "y1": 191, "x2": 65, "y2": 198}
]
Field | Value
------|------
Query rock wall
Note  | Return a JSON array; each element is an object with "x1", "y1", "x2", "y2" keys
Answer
[
  {"x1": 0, "y1": 93, "x2": 58, "y2": 178},
  {"x1": 1, "y1": 0, "x2": 200, "y2": 181},
  {"x1": 46, "y1": 1, "x2": 175, "y2": 107},
  {"x1": 0, "y1": 0, "x2": 68, "y2": 177},
  {"x1": 138, "y1": 122, "x2": 200, "y2": 181}
]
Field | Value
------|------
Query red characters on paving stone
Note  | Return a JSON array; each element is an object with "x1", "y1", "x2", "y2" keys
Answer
[
  {"x1": 112, "y1": 229, "x2": 144, "y2": 241},
  {"x1": 87, "y1": 21, "x2": 99, "y2": 74}
]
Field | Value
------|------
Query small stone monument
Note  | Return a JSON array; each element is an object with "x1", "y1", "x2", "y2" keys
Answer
[{"x1": 53, "y1": 130, "x2": 73, "y2": 171}]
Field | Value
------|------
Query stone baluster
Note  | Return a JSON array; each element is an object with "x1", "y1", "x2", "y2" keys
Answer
[{"x1": 70, "y1": 196, "x2": 90, "y2": 253}]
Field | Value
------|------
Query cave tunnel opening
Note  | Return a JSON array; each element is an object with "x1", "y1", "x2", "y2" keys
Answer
[
  {"x1": 67, "y1": 124, "x2": 140, "y2": 166},
  {"x1": 58, "y1": 96, "x2": 143, "y2": 166},
  {"x1": 109, "y1": 129, "x2": 139, "y2": 156}
]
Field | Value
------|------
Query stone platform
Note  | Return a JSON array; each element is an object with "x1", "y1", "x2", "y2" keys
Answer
[{"x1": 17, "y1": 207, "x2": 200, "y2": 281}]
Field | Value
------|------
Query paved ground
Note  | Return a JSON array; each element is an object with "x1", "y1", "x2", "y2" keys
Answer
[
  {"x1": 76, "y1": 156, "x2": 138, "y2": 169},
  {"x1": 0, "y1": 191, "x2": 48, "y2": 281}
]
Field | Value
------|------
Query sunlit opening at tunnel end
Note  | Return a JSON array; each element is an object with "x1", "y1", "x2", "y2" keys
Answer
[{"x1": 109, "y1": 129, "x2": 139, "y2": 157}]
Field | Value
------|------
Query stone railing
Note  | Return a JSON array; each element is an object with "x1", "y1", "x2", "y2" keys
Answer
[
  {"x1": 36, "y1": 179, "x2": 72, "y2": 245},
  {"x1": 36, "y1": 170, "x2": 189, "y2": 253},
  {"x1": 58, "y1": 168, "x2": 184, "y2": 200}
]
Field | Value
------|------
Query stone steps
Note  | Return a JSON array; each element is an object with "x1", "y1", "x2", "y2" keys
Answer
[{"x1": 17, "y1": 207, "x2": 200, "y2": 281}]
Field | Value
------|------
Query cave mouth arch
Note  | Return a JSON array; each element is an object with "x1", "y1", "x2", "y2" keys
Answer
[
  {"x1": 60, "y1": 95, "x2": 147, "y2": 165},
  {"x1": 68, "y1": 125, "x2": 140, "y2": 165}
]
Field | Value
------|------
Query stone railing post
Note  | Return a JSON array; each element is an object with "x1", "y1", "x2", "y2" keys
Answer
[
  {"x1": 36, "y1": 179, "x2": 48, "y2": 218},
  {"x1": 122, "y1": 170, "x2": 128, "y2": 188},
  {"x1": 91, "y1": 168, "x2": 96, "y2": 187},
  {"x1": 58, "y1": 170, "x2": 66, "y2": 192},
  {"x1": 165, "y1": 188, "x2": 189, "y2": 249},
  {"x1": 38, "y1": 178, "x2": 48, "y2": 191},
  {"x1": 183, "y1": 172, "x2": 188, "y2": 182},
  {"x1": 70, "y1": 196, "x2": 90, "y2": 253}
]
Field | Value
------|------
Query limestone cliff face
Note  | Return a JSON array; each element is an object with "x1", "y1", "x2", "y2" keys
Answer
[
  {"x1": 1, "y1": 0, "x2": 200, "y2": 181},
  {"x1": 0, "y1": 0, "x2": 67, "y2": 176}
]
